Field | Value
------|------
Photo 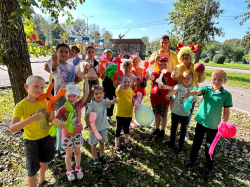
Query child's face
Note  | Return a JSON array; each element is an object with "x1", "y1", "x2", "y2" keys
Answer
[
  {"x1": 159, "y1": 61, "x2": 167, "y2": 71},
  {"x1": 121, "y1": 77, "x2": 131, "y2": 89},
  {"x1": 66, "y1": 94, "x2": 79, "y2": 105},
  {"x1": 160, "y1": 38, "x2": 170, "y2": 50},
  {"x1": 69, "y1": 49, "x2": 79, "y2": 58},
  {"x1": 57, "y1": 46, "x2": 70, "y2": 63},
  {"x1": 86, "y1": 48, "x2": 96, "y2": 60},
  {"x1": 211, "y1": 73, "x2": 226, "y2": 90},
  {"x1": 105, "y1": 52, "x2": 112, "y2": 61},
  {"x1": 25, "y1": 80, "x2": 45, "y2": 98},
  {"x1": 93, "y1": 89, "x2": 104, "y2": 102},
  {"x1": 182, "y1": 73, "x2": 193, "y2": 86},
  {"x1": 133, "y1": 59, "x2": 140, "y2": 68},
  {"x1": 124, "y1": 65, "x2": 132, "y2": 73}
]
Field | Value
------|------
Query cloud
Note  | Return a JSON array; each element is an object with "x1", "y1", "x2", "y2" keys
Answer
[
  {"x1": 128, "y1": 20, "x2": 132, "y2": 23},
  {"x1": 141, "y1": 28, "x2": 146, "y2": 31},
  {"x1": 147, "y1": 0, "x2": 169, "y2": 3}
]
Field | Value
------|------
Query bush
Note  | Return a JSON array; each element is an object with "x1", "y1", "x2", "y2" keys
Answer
[
  {"x1": 213, "y1": 54, "x2": 226, "y2": 64},
  {"x1": 203, "y1": 57, "x2": 210, "y2": 63},
  {"x1": 225, "y1": 59, "x2": 231, "y2": 64}
]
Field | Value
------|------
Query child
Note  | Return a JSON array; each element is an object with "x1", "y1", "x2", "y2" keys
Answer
[
  {"x1": 165, "y1": 70, "x2": 195, "y2": 151},
  {"x1": 67, "y1": 45, "x2": 82, "y2": 74},
  {"x1": 85, "y1": 85, "x2": 118, "y2": 168},
  {"x1": 10, "y1": 75, "x2": 61, "y2": 187},
  {"x1": 115, "y1": 75, "x2": 136, "y2": 154},
  {"x1": 184, "y1": 70, "x2": 233, "y2": 179},
  {"x1": 55, "y1": 76, "x2": 89, "y2": 181},
  {"x1": 148, "y1": 56, "x2": 176, "y2": 139}
]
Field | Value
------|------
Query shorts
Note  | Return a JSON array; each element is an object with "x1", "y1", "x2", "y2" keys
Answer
[
  {"x1": 61, "y1": 132, "x2": 84, "y2": 150},
  {"x1": 24, "y1": 135, "x2": 54, "y2": 177},
  {"x1": 152, "y1": 103, "x2": 169, "y2": 116},
  {"x1": 89, "y1": 128, "x2": 108, "y2": 145}
]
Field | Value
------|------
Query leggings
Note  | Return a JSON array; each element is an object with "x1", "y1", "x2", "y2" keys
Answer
[{"x1": 115, "y1": 116, "x2": 132, "y2": 137}]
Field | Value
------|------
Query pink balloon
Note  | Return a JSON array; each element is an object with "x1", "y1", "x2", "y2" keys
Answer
[
  {"x1": 134, "y1": 92, "x2": 142, "y2": 109},
  {"x1": 209, "y1": 122, "x2": 236, "y2": 160},
  {"x1": 90, "y1": 112, "x2": 102, "y2": 140}
]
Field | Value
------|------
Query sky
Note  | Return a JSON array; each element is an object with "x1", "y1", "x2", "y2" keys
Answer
[{"x1": 34, "y1": 0, "x2": 250, "y2": 43}]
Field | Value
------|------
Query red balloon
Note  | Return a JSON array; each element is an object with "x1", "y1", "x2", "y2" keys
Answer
[{"x1": 194, "y1": 63, "x2": 205, "y2": 73}]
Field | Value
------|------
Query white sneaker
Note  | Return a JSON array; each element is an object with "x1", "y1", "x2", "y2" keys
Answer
[
  {"x1": 66, "y1": 169, "x2": 76, "y2": 181},
  {"x1": 75, "y1": 167, "x2": 83, "y2": 180}
]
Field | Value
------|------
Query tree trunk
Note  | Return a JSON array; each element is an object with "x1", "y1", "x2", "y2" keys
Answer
[
  {"x1": 0, "y1": 0, "x2": 32, "y2": 104},
  {"x1": 193, "y1": 45, "x2": 202, "y2": 64}
]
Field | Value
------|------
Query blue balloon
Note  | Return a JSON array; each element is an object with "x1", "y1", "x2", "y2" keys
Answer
[{"x1": 135, "y1": 105, "x2": 154, "y2": 127}]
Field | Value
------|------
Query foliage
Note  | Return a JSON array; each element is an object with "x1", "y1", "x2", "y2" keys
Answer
[
  {"x1": 213, "y1": 54, "x2": 225, "y2": 64},
  {"x1": 201, "y1": 41, "x2": 222, "y2": 60},
  {"x1": 201, "y1": 61, "x2": 250, "y2": 70},
  {"x1": 245, "y1": 53, "x2": 250, "y2": 63},
  {"x1": 224, "y1": 59, "x2": 231, "y2": 64},
  {"x1": 203, "y1": 57, "x2": 210, "y2": 63}
]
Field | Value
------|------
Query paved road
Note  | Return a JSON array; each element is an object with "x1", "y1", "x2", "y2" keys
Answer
[{"x1": 1, "y1": 56, "x2": 250, "y2": 114}]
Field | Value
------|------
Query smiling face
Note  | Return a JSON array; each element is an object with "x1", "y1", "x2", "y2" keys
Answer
[
  {"x1": 211, "y1": 73, "x2": 227, "y2": 90},
  {"x1": 121, "y1": 77, "x2": 131, "y2": 89},
  {"x1": 132, "y1": 58, "x2": 140, "y2": 68},
  {"x1": 160, "y1": 38, "x2": 170, "y2": 51},
  {"x1": 159, "y1": 61, "x2": 167, "y2": 71},
  {"x1": 182, "y1": 72, "x2": 193, "y2": 87},
  {"x1": 180, "y1": 53, "x2": 191, "y2": 64},
  {"x1": 93, "y1": 88, "x2": 104, "y2": 102},
  {"x1": 86, "y1": 48, "x2": 96, "y2": 61},
  {"x1": 57, "y1": 46, "x2": 70, "y2": 63},
  {"x1": 25, "y1": 79, "x2": 45, "y2": 98},
  {"x1": 105, "y1": 52, "x2": 113, "y2": 61},
  {"x1": 65, "y1": 94, "x2": 79, "y2": 105},
  {"x1": 123, "y1": 64, "x2": 132, "y2": 74},
  {"x1": 69, "y1": 49, "x2": 79, "y2": 58}
]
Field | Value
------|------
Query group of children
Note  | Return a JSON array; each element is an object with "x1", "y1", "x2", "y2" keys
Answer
[{"x1": 10, "y1": 36, "x2": 233, "y2": 186}]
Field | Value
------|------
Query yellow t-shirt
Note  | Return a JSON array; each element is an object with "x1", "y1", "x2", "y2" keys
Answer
[
  {"x1": 13, "y1": 99, "x2": 50, "y2": 140},
  {"x1": 175, "y1": 63, "x2": 200, "y2": 88},
  {"x1": 115, "y1": 88, "x2": 135, "y2": 117}
]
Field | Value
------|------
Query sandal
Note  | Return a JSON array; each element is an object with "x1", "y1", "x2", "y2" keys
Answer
[
  {"x1": 99, "y1": 155, "x2": 110, "y2": 164},
  {"x1": 75, "y1": 167, "x2": 83, "y2": 180},
  {"x1": 38, "y1": 180, "x2": 54, "y2": 187},
  {"x1": 92, "y1": 159, "x2": 102, "y2": 169},
  {"x1": 66, "y1": 169, "x2": 76, "y2": 181}
]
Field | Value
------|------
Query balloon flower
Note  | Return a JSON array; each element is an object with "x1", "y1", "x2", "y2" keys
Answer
[
  {"x1": 106, "y1": 64, "x2": 118, "y2": 79},
  {"x1": 49, "y1": 102, "x2": 76, "y2": 136},
  {"x1": 134, "y1": 92, "x2": 142, "y2": 110},
  {"x1": 113, "y1": 57, "x2": 123, "y2": 81},
  {"x1": 209, "y1": 122, "x2": 236, "y2": 160},
  {"x1": 142, "y1": 61, "x2": 149, "y2": 78},
  {"x1": 89, "y1": 112, "x2": 102, "y2": 140},
  {"x1": 155, "y1": 69, "x2": 167, "y2": 88},
  {"x1": 68, "y1": 56, "x2": 81, "y2": 82},
  {"x1": 99, "y1": 59, "x2": 108, "y2": 75},
  {"x1": 38, "y1": 82, "x2": 66, "y2": 111},
  {"x1": 184, "y1": 87, "x2": 198, "y2": 110}
]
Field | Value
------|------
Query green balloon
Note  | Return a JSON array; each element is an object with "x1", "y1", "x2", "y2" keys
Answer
[
  {"x1": 106, "y1": 64, "x2": 118, "y2": 79},
  {"x1": 49, "y1": 124, "x2": 58, "y2": 137}
]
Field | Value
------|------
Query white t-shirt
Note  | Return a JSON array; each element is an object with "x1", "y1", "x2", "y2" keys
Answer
[
  {"x1": 84, "y1": 60, "x2": 99, "y2": 78},
  {"x1": 67, "y1": 58, "x2": 81, "y2": 73}
]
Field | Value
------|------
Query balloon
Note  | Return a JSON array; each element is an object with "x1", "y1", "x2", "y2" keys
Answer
[
  {"x1": 68, "y1": 56, "x2": 81, "y2": 82},
  {"x1": 90, "y1": 112, "x2": 102, "y2": 140},
  {"x1": 38, "y1": 82, "x2": 66, "y2": 111},
  {"x1": 113, "y1": 57, "x2": 123, "y2": 81},
  {"x1": 135, "y1": 105, "x2": 154, "y2": 127},
  {"x1": 209, "y1": 122, "x2": 236, "y2": 160},
  {"x1": 63, "y1": 102, "x2": 76, "y2": 134},
  {"x1": 142, "y1": 61, "x2": 149, "y2": 78},
  {"x1": 106, "y1": 64, "x2": 117, "y2": 79},
  {"x1": 134, "y1": 92, "x2": 142, "y2": 109},
  {"x1": 49, "y1": 124, "x2": 58, "y2": 137},
  {"x1": 99, "y1": 59, "x2": 108, "y2": 75},
  {"x1": 184, "y1": 87, "x2": 198, "y2": 110},
  {"x1": 155, "y1": 69, "x2": 167, "y2": 88},
  {"x1": 194, "y1": 63, "x2": 205, "y2": 73}
]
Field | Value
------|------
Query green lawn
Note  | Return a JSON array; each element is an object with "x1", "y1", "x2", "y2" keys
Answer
[{"x1": 200, "y1": 61, "x2": 250, "y2": 70}]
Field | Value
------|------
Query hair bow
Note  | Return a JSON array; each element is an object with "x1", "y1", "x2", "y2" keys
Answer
[{"x1": 176, "y1": 43, "x2": 200, "y2": 53}]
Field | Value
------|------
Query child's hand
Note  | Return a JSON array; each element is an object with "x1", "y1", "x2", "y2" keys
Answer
[
  {"x1": 52, "y1": 118, "x2": 64, "y2": 128},
  {"x1": 165, "y1": 95, "x2": 171, "y2": 100},
  {"x1": 32, "y1": 110, "x2": 43, "y2": 122},
  {"x1": 155, "y1": 52, "x2": 160, "y2": 62},
  {"x1": 120, "y1": 49, "x2": 126, "y2": 56},
  {"x1": 52, "y1": 101, "x2": 58, "y2": 111},
  {"x1": 51, "y1": 49, "x2": 59, "y2": 66},
  {"x1": 171, "y1": 67, "x2": 180, "y2": 79},
  {"x1": 184, "y1": 89, "x2": 190, "y2": 98},
  {"x1": 118, "y1": 84, "x2": 123, "y2": 91},
  {"x1": 112, "y1": 96, "x2": 118, "y2": 104}
]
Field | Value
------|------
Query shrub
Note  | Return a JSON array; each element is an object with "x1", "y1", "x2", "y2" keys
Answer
[
  {"x1": 225, "y1": 59, "x2": 231, "y2": 64},
  {"x1": 203, "y1": 57, "x2": 210, "y2": 63},
  {"x1": 213, "y1": 54, "x2": 225, "y2": 64}
]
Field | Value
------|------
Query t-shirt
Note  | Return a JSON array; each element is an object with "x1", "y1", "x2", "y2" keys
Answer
[
  {"x1": 48, "y1": 62, "x2": 74, "y2": 94},
  {"x1": 13, "y1": 99, "x2": 50, "y2": 140},
  {"x1": 56, "y1": 100, "x2": 85, "y2": 137},
  {"x1": 172, "y1": 84, "x2": 195, "y2": 116},
  {"x1": 150, "y1": 71, "x2": 176, "y2": 104},
  {"x1": 131, "y1": 68, "x2": 146, "y2": 96},
  {"x1": 84, "y1": 59, "x2": 99, "y2": 78},
  {"x1": 175, "y1": 63, "x2": 200, "y2": 88},
  {"x1": 115, "y1": 88, "x2": 135, "y2": 117},
  {"x1": 67, "y1": 58, "x2": 81, "y2": 74},
  {"x1": 195, "y1": 86, "x2": 233, "y2": 129},
  {"x1": 86, "y1": 99, "x2": 111, "y2": 131}
]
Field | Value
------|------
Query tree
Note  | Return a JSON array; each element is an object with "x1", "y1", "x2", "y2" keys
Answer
[
  {"x1": 141, "y1": 36, "x2": 150, "y2": 54},
  {"x1": 0, "y1": 0, "x2": 85, "y2": 104},
  {"x1": 166, "y1": 0, "x2": 224, "y2": 63}
]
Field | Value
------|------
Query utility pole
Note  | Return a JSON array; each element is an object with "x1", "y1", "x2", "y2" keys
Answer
[{"x1": 81, "y1": 13, "x2": 94, "y2": 37}]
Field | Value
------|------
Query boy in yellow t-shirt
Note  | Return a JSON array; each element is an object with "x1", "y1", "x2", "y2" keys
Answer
[
  {"x1": 10, "y1": 75, "x2": 62, "y2": 187},
  {"x1": 115, "y1": 75, "x2": 135, "y2": 154}
]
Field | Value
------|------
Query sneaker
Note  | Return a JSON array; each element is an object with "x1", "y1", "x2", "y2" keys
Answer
[
  {"x1": 60, "y1": 151, "x2": 66, "y2": 158},
  {"x1": 75, "y1": 167, "x2": 83, "y2": 180},
  {"x1": 184, "y1": 160, "x2": 194, "y2": 168},
  {"x1": 158, "y1": 130, "x2": 165, "y2": 137},
  {"x1": 115, "y1": 145, "x2": 122, "y2": 154},
  {"x1": 151, "y1": 128, "x2": 160, "y2": 136},
  {"x1": 125, "y1": 143, "x2": 133, "y2": 151},
  {"x1": 66, "y1": 169, "x2": 76, "y2": 181},
  {"x1": 203, "y1": 168, "x2": 211, "y2": 179}
]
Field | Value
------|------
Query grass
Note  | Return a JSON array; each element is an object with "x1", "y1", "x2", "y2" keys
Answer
[
  {"x1": 204, "y1": 70, "x2": 250, "y2": 89},
  {"x1": 200, "y1": 61, "x2": 250, "y2": 70}
]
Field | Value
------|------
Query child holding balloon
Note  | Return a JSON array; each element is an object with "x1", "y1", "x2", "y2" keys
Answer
[
  {"x1": 184, "y1": 70, "x2": 232, "y2": 179},
  {"x1": 165, "y1": 70, "x2": 196, "y2": 151},
  {"x1": 85, "y1": 85, "x2": 118, "y2": 168},
  {"x1": 55, "y1": 76, "x2": 89, "y2": 182}
]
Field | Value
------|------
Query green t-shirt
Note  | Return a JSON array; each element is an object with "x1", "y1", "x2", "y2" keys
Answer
[{"x1": 195, "y1": 86, "x2": 233, "y2": 129}]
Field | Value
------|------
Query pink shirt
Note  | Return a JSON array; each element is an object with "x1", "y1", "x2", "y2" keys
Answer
[{"x1": 56, "y1": 100, "x2": 85, "y2": 137}]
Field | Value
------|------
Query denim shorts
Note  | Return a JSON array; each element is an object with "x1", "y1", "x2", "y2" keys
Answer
[
  {"x1": 89, "y1": 128, "x2": 108, "y2": 145},
  {"x1": 61, "y1": 132, "x2": 84, "y2": 150},
  {"x1": 24, "y1": 135, "x2": 54, "y2": 177}
]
